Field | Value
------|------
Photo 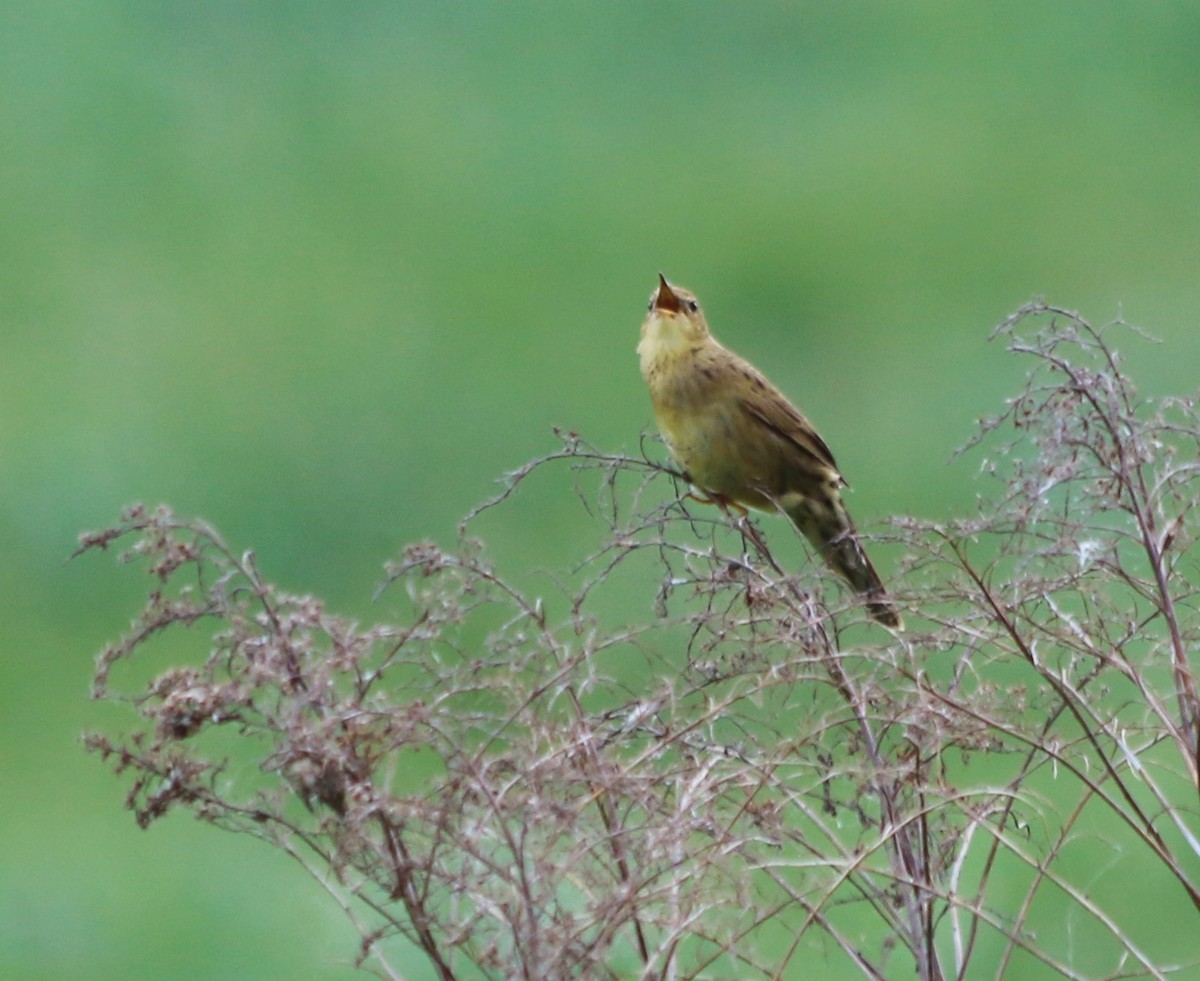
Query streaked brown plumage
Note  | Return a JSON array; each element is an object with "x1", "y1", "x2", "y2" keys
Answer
[{"x1": 638, "y1": 274, "x2": 901, "y2": 628}]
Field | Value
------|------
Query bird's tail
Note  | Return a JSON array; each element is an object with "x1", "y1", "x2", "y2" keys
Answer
[{"x1": 785, "y1": 496, "x2": 903, "y2": 629}]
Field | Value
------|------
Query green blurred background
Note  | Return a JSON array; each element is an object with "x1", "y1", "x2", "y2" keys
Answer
[{"x1": 5, "y1": 2, "x2": 1200, "y2": 977}]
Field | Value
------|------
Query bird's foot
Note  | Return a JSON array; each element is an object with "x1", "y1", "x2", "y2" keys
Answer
[{"x1": 684, "y1": 490, "x2": 749, "y2": 518}]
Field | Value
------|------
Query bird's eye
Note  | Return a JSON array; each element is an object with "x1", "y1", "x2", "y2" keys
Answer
[
  {"x1": 647, "y1": 300, "x2": 653, "y2": 311},
  {"x1": 687, "y1": 300, "x2": 699, "y2": 312}
]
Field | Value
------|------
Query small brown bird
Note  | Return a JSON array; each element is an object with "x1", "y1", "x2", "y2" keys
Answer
[{"x1": 638, "y1": 274, "x2": 901, "y2": 628}]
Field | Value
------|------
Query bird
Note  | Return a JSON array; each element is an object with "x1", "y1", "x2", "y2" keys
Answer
[{"x1": 638, "y1": 274, "x2": 901, "y2": 628}]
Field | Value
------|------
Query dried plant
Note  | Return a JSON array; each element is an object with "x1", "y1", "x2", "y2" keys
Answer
[{"x1": 80, "y1": 303, "x2": 1200, "y2": 979}]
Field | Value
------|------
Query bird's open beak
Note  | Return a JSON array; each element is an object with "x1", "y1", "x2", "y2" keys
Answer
[{"x1": 652, "y1": 273, "x2": 681, "y2": 313}]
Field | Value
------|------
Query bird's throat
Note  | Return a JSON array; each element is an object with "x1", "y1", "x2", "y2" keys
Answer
[{"x1": 638, "y1": 313, "x2": 695, "y2": 381}]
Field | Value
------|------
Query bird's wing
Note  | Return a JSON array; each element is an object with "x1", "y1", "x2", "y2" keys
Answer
[{"x1": 736, "y1": 367, "x2": 844, "y2": 481}]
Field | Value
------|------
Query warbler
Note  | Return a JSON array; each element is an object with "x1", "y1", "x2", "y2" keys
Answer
[{"x1": 638, "y1": 274, "x2": 901, "y2": 628}]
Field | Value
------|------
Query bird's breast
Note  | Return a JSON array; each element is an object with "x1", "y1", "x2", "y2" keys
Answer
[{"x1": 643, "y1": 350, "x2": 772, "y2": 503}]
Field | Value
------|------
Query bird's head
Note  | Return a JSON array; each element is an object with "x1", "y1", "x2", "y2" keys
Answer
[{"x1": 640, "y1": 274, "x2": 711, "y2": 355}]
